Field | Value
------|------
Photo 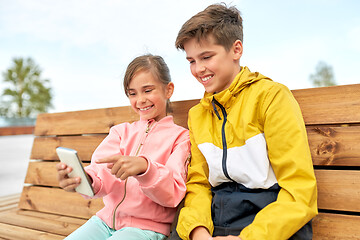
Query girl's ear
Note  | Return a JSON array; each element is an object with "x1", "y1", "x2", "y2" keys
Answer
[
  {"x1": 232, "y1": 40, "x2": 243, "y2": 61},
  {"x1": 166, "y1": 82, "x2": 174, "y2": 99}
]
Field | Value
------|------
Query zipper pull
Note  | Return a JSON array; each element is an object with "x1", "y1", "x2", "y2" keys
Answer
[
  {"x1": 212, "y1": 99, "x2": 222, "y2": 120},
  {"x1": 146, "y1": 119, "x2": 154, "y2": 133}
]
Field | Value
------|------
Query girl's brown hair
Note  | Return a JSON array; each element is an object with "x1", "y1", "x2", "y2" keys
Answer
[{"x1": 123, "y1": 54, "x2": 172, "y2": 113}]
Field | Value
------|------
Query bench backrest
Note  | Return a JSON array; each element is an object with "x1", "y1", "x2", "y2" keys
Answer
[{"x1": 19, "y1": 84, "x2": 360, "y2": 239}]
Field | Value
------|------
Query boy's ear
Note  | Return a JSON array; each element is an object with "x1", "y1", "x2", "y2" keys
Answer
[
  {"x1": 232, "y1": 40, "x2": 243, "y2": 61},
  {"x1": 166, "y1": 82, "x2": 174, "y2": 99}
]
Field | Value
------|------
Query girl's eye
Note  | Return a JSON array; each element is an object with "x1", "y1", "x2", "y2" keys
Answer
[
  {"x1": 203, "y1": 55, "x2": 211, "y2": 60},
  {"x1": 145, "y1": 89, "x2": 153, "y2": 93},
  {"x1": 128, "y1": 92, "x2": 136, "y2": 96}
]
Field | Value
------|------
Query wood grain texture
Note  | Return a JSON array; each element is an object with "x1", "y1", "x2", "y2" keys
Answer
[
  {"x1": 22, "y1": 165, "x2": 360, "y2": 213},
  {"x1": 34, "y1": 99, "x2": 200, "y2": 136},
  {"x1": 315, "y1": 170, "x2": 360, "y2": 212},
  {"x1": 33, "y1": 85, "x2": 360, "y2": 137},
  {"x1": 18, "y1": 186, "x2": 104, "y2": 219},
  {"x1": 24, "y1": 162, "x2": 89, "y2": 187},
  {"x1": 0, "y1": 222, "x2": 64, "y2": 240},
  {"x1": 0, "y1": 209, "x2": 82, "y2": 236},
  {"x1": 28, "y1": 124, "x2": 360, "y2": 166},
  {"x1": 34, "y1": 106, "x2": 138, "y2": 136},
  {"x1": 30, "y1": 135, "x2": 105, "y2": 161},
  {"x1": 307, "y1": 125, "x2": 360, "y2": 166},
  {"x1": 313, "y1": 213, "x2": 360, "y2": 240},
  {"x1": 292, "y1": 84, "x2": 360, "y2": 125}
]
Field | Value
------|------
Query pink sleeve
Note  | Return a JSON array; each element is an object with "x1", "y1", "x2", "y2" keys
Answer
[
  {"x1": 135, "y1": 131, "x2": 190, "y2": 208},
  {"x1": 84, "y1": 126, "x2": 123, "y2": 197}
]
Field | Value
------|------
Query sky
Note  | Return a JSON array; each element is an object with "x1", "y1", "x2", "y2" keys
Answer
[{"x1": 1, "y1": 0, "x2": 359, "y2": 113}]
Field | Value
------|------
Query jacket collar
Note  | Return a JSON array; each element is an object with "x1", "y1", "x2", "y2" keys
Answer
[
  {"x1": 139, "y1": 115, "x2": 174, "y2": 125},
  {"x1": 200, "y1": 66, "x2": 271, "y2": 110}
]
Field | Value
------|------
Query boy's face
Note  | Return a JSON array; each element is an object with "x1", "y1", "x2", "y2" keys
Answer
[{"x1": 183, "y1": 35, "x2": 242, "y2": 93}]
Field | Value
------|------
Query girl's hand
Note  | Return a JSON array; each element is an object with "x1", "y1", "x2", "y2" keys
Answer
[
  {"x1": 56, "y1": 162, "x2": 81, "y2": 192},
  {"x1": 96, "y1": 155, "x2": 148, "y2": 180}
]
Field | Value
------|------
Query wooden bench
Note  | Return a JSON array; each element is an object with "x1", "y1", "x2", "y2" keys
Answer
[{"x1": 0, "y1": 83, "x2": 359, "y2": 239}]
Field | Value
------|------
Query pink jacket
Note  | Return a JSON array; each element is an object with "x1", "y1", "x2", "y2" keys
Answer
[{"x1": 84, "y1": 116, "x2": 190, "y2": 236}]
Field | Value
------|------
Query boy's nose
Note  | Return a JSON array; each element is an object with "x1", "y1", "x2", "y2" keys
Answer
[{"x1": 195, "y1": 63, "x2": 206, "y2": 75}]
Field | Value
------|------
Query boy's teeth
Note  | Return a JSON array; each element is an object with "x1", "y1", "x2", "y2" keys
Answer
[{"x1": 202, "y1": 76, "x2": 212, "y2": 81}]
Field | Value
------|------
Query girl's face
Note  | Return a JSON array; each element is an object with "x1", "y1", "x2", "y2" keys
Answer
[{"x1": 127, "y1": 70, "x2": 174, "y2": 121}]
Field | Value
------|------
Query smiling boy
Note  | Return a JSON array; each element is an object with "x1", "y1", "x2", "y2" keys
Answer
[{"x1": 171, "y1": 3, "x2": 318, "y2": 240}]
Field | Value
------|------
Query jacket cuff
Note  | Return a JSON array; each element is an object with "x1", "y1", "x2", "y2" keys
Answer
[
  {"x1": 84, "y1": 167, "x2": 101, "y2": 195},
  {"x1": 134, "y1": 155, "x2": 159, "y2": 187}
]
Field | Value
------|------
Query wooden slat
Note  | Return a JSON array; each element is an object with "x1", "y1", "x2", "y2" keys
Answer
[
  {"x1": 24, "y1": 162, "x2": 89, "y2": 187},
  {"x1": 17, "y1": 209, "x2": 87, "y2": 225},
  {"x1": 30, "y1": 135, "x2": 105, "y2": 161},
  {"x1": 0, "y1": 209, "x2": 82, "y2": 236},
  {"x1": 33, "y1": 85, "x2": 360, "y2": 136},
  {"x1": 0, "y1": 222, "x2": 64, "y2": 240},
  {"x1": 313, "y1": 213, "x2": 360, "y2": 240},
  {"x1": 22, "y1": 165, "x2": 360, "y2": 214},
  {"x1": 18, "y1": 186, "x2": 103, "y2": 218},
  {"x1": 24, "y1": 125, "x2": 360, "y2": 188},
  {"x1": 307, "y1": 125, "x2": 360, "y2": 166},
  {"x1": 292, "y1": 84, "x2": 360, "y2": 125},
  {"x1": 315, "y1": 169, "x2": 360, "y2": 212},
  {"x1": 34, "y1": 105, "x2": 139, "y2": 136},
  {"x1": 0, "y1": 194, "x2": 20, "y2": 212},
  {"x1": 0, "y1": 126, "x2": 34, "y2": 136},
  {"x1": 171, "y1": 99, "x2": 199, "y2": 129},
  {"x1": 34, "y1": 99, "x2": 199, "y2": 136}
]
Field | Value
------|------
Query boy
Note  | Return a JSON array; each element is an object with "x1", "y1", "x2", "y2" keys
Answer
[{"x1": 171, "y1": 3, "x2": 318, "y2": 240}]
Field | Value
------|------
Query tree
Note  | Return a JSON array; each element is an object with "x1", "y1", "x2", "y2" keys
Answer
[
  {"x1": 309, "y1": 61, "x2": 337, "y2": 87},
  {"x1": 0, "y1": 57, "x2": 53, "y2": 118}
]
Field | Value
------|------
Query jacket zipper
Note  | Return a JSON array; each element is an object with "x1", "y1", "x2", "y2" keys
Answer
[
  {"x1": 112, "y1": 120, "x2": 154, "y2": 229},
  {"x1": 212, "y1": 98, "x2": 235, "y2": 182}
]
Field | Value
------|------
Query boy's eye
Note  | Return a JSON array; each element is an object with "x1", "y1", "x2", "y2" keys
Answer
[
  {"x1": 187, "y1": 58, "x2": 195, "y2": 64},
  {"x1": 128, "y1": 91, "x2": 136, "y2": 96},
  {"x1": 203, "y1": 55, "x2": 211, "y2": 60}
]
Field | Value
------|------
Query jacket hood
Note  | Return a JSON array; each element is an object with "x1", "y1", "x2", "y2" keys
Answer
[{"x1": 200, "y1": 66, "x2": 272, "y2": 110}]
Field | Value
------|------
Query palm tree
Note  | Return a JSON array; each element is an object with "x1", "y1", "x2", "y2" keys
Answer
[{"x1": 0, "y1": 57, "x2": 53, "y2": 118}]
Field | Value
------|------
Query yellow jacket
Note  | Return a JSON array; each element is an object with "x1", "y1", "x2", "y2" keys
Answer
[{"x1": 176, "y1": 67, "x2": 317, "y2": 240}]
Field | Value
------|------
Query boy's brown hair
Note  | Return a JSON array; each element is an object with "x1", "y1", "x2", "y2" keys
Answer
[{"x1": 175, "y1": 3, "x2": 243, "y2": 51}]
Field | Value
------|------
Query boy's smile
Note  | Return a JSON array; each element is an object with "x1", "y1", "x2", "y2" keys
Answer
[{"x1": 183, "y1": 36, "x2": 243, "y2": 93}]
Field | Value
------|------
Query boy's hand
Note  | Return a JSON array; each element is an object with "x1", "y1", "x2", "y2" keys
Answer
[
  {"x1": 56, "y1": 162, "x2": 81, "y2": 192},
  {"x1": 96, "y1": 155, "x2": 148, "y2": 180},
  {"x1": 212, "y1": 236, "x2": 242, "y2": 240},
  {"x1": 190, "y1": 226, "x2": 212, "y2": 240}
]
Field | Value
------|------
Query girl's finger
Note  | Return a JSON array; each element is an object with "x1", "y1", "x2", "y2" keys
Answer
[{"x1": 59, "y1": 177, "x2": 80, "y2": 190}]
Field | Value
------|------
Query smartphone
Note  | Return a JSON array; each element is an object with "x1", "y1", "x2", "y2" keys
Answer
[{"x1": 56, "y1": 147, "x2": 94, "y2": 197}]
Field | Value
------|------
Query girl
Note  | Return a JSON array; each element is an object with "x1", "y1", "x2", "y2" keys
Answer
[{"x1": 56, "y1": 54, "x2": 190, "y2": 240}]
